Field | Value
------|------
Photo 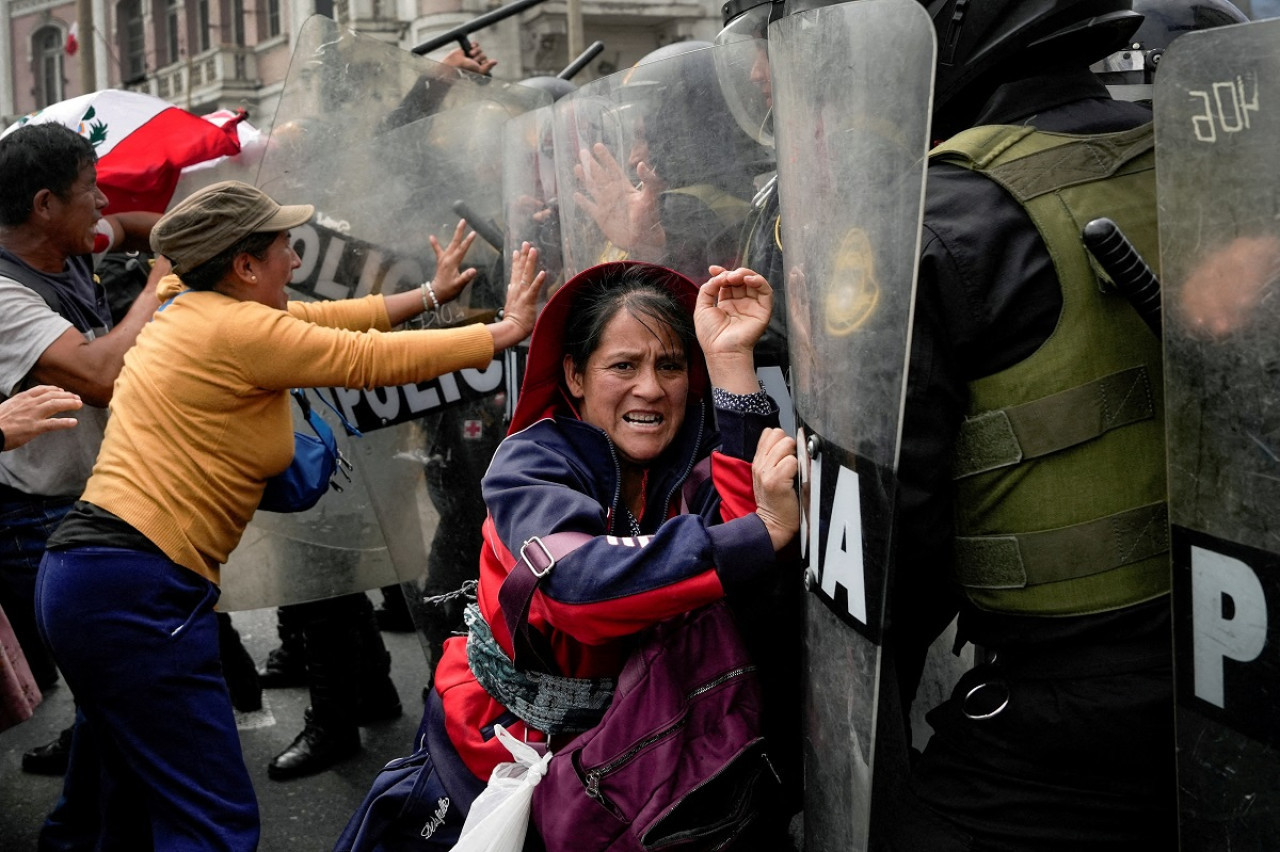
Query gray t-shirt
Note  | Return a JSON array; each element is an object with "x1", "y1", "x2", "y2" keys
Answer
[{"x1": 0, "y1": 224, "x2": 115, "y2": 498}]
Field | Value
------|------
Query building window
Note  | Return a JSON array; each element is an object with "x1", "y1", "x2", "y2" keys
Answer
[
  {"x1": 198, "y1": 0, "x2": 211, "y2": 51},
  {"x1": 119, "y1": 0, "x2": 146, "y2": 82},
  {"x1": 267, "y1": 0, "x2": 281, "y2": 37},
  {"x1": 231, "y1": 0, "x2": 245, "y2": 46},
  {"x1": 165, "y1": 0, "x2": 181, "y2": 64},
  {"x1": 33, "y1": 26, "x2": 64, "y2": 108}
]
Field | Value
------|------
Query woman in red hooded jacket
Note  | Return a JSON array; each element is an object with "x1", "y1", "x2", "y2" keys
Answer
[{"x1": 338, "y1": 260, "x2": 797, "y2": 851}]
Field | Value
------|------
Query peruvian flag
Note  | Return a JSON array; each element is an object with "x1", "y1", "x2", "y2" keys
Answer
[
  {"x1": 65, "y1": 22, "x2": 79, "y2": 56},
  {"x1": 1, "y1": 90, "x2": 246, "y2": 213}
]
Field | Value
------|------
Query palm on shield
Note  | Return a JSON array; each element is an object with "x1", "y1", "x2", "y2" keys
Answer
[
  {"x1": 218, "y1": 15, "x2": 550, "y2": 663},
  {"x1": 550, "y1": 41, "x2": 774, "y2": 282},
  {"x1": 1156, "y1": 19, "x2": 1280, "y2": 847},
  {"x1": 770, "y1": 1, "x2": 934, "y2": 848}
]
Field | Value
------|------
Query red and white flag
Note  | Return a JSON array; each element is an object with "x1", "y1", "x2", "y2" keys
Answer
[
  {"x1": 2, "y1": 90, "x2": 247, "y2": 213},
  {"x1": 65, "y1": 22, "x2": 78, "y2": 56}
]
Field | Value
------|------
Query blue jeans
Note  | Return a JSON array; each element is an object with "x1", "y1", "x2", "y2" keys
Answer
[
  {"x1": 36, "y1": 547, "x2": 259, "y2": 851},
  {"x1": 0, "y1": 493, "x2": 73, "y2": 688}
]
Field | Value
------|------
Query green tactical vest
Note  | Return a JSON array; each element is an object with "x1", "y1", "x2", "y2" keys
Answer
[{"x1": 929, "y1": 123, "x2": 1169, "y2": 616}]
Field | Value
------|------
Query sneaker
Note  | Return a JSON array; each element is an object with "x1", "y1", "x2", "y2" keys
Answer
[{"x1": 22, "y1": 726, "x2": 74, "y2": 776}]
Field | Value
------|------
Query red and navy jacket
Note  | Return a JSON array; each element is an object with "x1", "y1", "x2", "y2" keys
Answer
[{"x1": 430, "y1": 262, "x2": 781, "y2": 784}]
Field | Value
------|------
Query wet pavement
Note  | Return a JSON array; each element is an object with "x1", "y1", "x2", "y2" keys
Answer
[{"x1": 0, "y1": 601, "x2": 431, "y2": 851}]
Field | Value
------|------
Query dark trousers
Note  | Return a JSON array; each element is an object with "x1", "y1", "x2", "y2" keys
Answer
[
  {"x1": 0, "y1": 493, "x2": 73, "y2": 688},
  {"x1": 35, "y1": 547, "x2": 259, "y2": 851},
  {"x1": 278, "y1": 592, "x2": 393, "y2": 730},
  {"x1": 882, "y1": 657, "x2": 1177, "y2": 852}
]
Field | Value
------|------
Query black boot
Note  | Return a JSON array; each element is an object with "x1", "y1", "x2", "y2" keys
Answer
[
  {"x1": 267, "y1": 596, "x2": 366, "y2": 780},
  {"x1": 217, "y1": 612, "x2": 262, "y2": 712},
  {"x1": 258, "y1": 605, "x2": 307, "y2": 688},
  {"x1": 267, "y1": 707, "x2": 360, "y2": 780},
  {"x1": 21, "y1": 725, "x2": 74, "y2": 775}
]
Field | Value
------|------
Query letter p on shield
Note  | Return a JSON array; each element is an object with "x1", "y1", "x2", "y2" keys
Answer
[{"x1": 1191, "y1": 545, "x2": 1268, "y2": 709}]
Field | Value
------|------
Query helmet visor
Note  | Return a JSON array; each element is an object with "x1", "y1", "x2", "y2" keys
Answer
[{"x1": 714, "y1": 6, "x2": 775, "y2": 147}]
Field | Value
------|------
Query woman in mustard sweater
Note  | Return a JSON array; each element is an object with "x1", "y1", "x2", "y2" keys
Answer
[{"x1": 32, "y1": 180, "x2": 546, "y2": 851}]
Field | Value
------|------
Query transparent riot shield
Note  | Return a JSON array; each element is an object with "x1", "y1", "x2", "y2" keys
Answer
[
  {"x1": 770, "y1": 1, "x2": 934, "y2": 848},
  {"x1": 219, "y1": 16, "x2": 549, "y2": 661},
  {"x1": 551, "y1": 41, "x2": 775, "y2": 283},
  {"x1": 503, "y1": 105, "x2": 565, "y2": 292},
  {"x1": 1156, "y1": 19, "x2": 1280, "y2": 847}
]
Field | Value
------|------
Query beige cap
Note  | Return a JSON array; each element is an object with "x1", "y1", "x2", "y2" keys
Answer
[{"x1": 150, "y1": 180, "x2": 314, "y2": 274}]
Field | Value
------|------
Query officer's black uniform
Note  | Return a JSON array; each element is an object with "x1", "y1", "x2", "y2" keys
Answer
[{"x1": 882, "y1": 66, "x2": 1175, "y2": 850}]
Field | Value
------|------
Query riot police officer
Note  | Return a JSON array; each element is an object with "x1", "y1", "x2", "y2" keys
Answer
[{"x1": 883, "y1": 1, "x2": 1175, "y2": 848}]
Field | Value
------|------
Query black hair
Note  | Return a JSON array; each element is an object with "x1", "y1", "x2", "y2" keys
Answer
[
  {"x1": 175, "y1": 230, "x2": 278, "y2": 291},
  {"x1": 0, "y1": 124, "x2": 97, "y2": 227},
  {"x1": 564, "y1": 265, "x2": 696, "y2": 374}
]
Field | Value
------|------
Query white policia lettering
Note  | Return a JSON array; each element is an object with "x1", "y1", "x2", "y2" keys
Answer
[{"x1": 420, "y1": 796, "x2": 450, "y2": 839}]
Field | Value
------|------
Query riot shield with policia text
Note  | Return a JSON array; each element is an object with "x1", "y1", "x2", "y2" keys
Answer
[
  {"x1": 1156, "y1": 18, "x2": 1280, "y2": 848},
  {"x1": 551, "y1": 39, "x2": 774, "y2": 283},
  {"x1": 218, "y1": 16, "x2": 549, "y2": 637},
  {"x1": 770, "y1": 0, "x2": 934, "y2": 849}
]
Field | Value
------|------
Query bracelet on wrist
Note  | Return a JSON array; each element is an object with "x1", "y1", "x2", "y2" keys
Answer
[{"x1": 420, "y1": 280, "x2": 442, "y2": 314}]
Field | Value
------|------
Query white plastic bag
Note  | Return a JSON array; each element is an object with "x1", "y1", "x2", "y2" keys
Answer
[{"x1": 450, "y1": 725, "x2": 553, "y2": 852}]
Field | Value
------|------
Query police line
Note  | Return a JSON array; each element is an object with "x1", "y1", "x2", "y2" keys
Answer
[{"x1": 285, "y1": 217, "x2": 506, "y2": 435}]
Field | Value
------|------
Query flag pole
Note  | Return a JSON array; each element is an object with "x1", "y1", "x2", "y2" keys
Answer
[{"x1": 75, "y1": 0, "x2": 96, "y2": 92}]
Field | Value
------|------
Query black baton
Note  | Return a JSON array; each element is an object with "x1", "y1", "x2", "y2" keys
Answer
[{"x1": 1083, "y1": 217, "x2": 1162, "y2": 338}]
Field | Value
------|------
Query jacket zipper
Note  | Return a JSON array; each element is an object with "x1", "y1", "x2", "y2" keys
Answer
[
  {"x1": 581, "y1": 661, "x2": 757, "y2": 817},
  {"x1": 601, "y1": 403, "x2": 707, "y2": 533}
]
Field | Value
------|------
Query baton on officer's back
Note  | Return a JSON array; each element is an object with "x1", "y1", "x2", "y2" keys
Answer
[{"x1": 1083, "y1": 217, "x2": 1163, "y2": 338}]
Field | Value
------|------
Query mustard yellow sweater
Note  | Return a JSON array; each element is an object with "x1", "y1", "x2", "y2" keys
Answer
[{"x1": 82, "y1": 275, "x2": 494, "y2": 584}]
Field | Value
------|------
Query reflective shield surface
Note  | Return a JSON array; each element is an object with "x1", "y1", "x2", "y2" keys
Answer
[
  {"x1": 770, "y1": 0, "x2": 934, "y2": 848},
  {"x1": 551, "y1": 41, "x2": 775, "y2": 282},
  {"x1": 218, "y1": 16, "x2": 548, "y2": 625},
  {"x1": 1156, "y1": 19, "x2": 1280, "y2": 847}
]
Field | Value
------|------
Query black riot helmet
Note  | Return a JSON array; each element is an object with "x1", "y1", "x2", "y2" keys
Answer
[
  {"x1": 721, "y1": 0, "x2": 784, "y2": 30},
  {"x1": 1092, "y1": 0, "x2": 1248, "y2": 100},
  {"x1": 918, "y1": 0, "x2": 1144, "y2": 135},
  {"x1": 620, "y1": 41, "x2": 771, "y2": 193},
  {"x1": 518, "y1": 76, "x2": 578, "y2": 103}
]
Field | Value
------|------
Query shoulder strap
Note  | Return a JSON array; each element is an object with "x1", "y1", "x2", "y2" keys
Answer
[
  {"x1": 930, "y1": 123, "x2": 1155, "y2": 201},
  {"x1": 496, "y1": 531, "x2": 593, "y2": 674},
  {"x1": 496, "y1": 455, "x2": 713, "y2": 672},
  {"x1": 0, "y1": 255, "x2": 63, "y2": 313}
]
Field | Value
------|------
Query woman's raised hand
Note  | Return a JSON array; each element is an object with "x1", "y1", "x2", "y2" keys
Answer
[
  {"x1": 488, "y1": 242, "x2": 547, "y2": 352},
  {"x1": 752, "y1": 427, "x2": 800, "y2": 552},
  {"x1": 695, "y1": 266, "x2": 773, "y2": 393},
  {"x1": 696, "y1": 266, "x2": 773, "y2": 355},
  {"x1": 428, "y1": 219, "x2": 480, "y2": 304}
]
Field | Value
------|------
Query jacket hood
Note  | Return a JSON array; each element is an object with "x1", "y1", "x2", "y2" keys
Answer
[{"x1": 508, "y1": 261, "x2": 710, "y2": 436}]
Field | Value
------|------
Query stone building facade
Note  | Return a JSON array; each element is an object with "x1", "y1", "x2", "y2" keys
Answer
[{"x1": 2, "y1": 0, "x2": 726, "y2": 125}]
